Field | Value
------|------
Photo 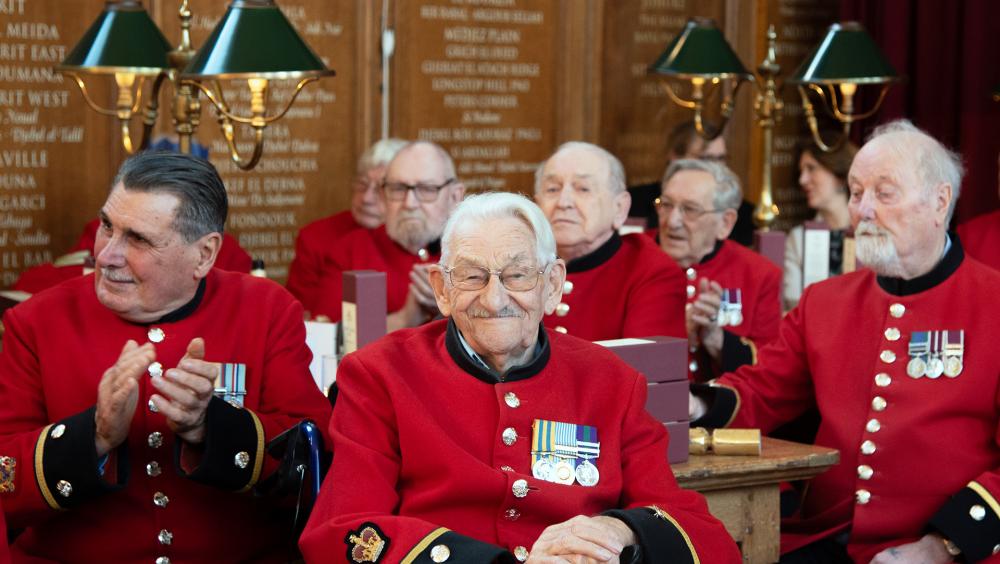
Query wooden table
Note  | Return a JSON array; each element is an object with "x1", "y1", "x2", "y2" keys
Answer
[{"x1": 672, "y1": 438, "x2": 839, "y2": 564}]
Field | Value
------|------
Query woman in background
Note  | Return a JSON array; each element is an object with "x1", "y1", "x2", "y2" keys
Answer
[{"x1": 783, "y1": 138, "x2": 858, "y2": 310}]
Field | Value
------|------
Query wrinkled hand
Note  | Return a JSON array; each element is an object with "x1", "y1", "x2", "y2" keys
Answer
[
  {"x1": 869, "y1": 534, "x2": 953, "y2": 564},
  {"x1": 95, "y1": 340, "x2": 157, "y2": 456},
  {"x1": 409, "y1": 264, "x2": 439, "y2": 311},
  {"x1": 526, "y1": 515, "x2": 635, "y2": 563},
  {"x1": 150, "y1": 338, "x2": 218, "y2": 445},
  {"x1": 686, "y1": 278, "x2": 724, "y2": 360}
]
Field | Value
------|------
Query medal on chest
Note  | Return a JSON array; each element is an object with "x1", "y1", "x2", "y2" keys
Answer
[
  {"x1": 718, "y1": 288, "x2": 743, "y2": 327},
  {"x1": 531, "y1": 419, "x2": 601, "y2": 487},
  {"x1": 215, "y1": 362, "x2": 247, "y2": 407},
  {"x1": 907, "y1": 330, "x2": 963, "y2": 379}
]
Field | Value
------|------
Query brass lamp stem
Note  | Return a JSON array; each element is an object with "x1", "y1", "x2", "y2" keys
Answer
[{"x1": 753, "y1": 25, "x2": 782, "y2": 230}]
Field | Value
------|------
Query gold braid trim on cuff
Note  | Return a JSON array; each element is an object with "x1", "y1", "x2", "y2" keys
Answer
[
  {"x1": 238, "y1": 409, "x2": 266, "y2": 493},
  {"x1": 968, "y1": 481, "x2": 1000, "y2": 521},
  {"x1": 33, "y1": 424, "x2": 61, "y2": 510},
  {"x1": 647, "y1": 505, "x2": 700, "y2": 564},
  {"x1": 401, "y1": 527, "x2": 450, "y2": 564}
]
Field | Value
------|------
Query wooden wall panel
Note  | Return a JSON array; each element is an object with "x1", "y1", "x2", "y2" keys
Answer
[
  {"x1": 600, "y1": 0, "x2": 727, "y2": 186},
  {"x1": 0, "y1": 0, "x2": 118, "y2": 287},
  {"x1": 389, "y1": 0, "x2": 559, "y2": 195}
]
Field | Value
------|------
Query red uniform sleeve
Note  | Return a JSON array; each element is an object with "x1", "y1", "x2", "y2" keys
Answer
[
  {"x1": 695, "y1": 297, "x2": 817, "y2": 431},
  {"x1": 178, "y1": 296, "x2": 333, "y2": 491},
  {"x1": 623, "y1": 256, "x2": 686, "y2": 340},
  {"x1": 603, "y1": 372, "x2": 741, "y2": 562},
  {"x1": 927, "y1": 383, "x2": 1000, "y2": 562},
  {"x1": 299, "y1": 353, "x2": 508, "y2": 562}
]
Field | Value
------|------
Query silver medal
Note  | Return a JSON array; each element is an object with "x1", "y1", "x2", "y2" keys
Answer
[
  {"x1": 944, "y1": 356, "x2": 963, "y2": 378},
  {"x1": 925, "y1": 357, "x2": 944, "y2": 379},
  {"x1": 574, "y1": 460, "x2": 599, "y2": 487},
  {"x1": 906, "y1": 357, "x2": 926, "y2": 379},
  {"x1": 532, "y1": 458, "x2": 555, "y2": 482}
]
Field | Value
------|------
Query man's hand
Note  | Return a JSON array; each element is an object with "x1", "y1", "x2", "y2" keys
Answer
[
  {"x1": 526, "y1": 515, "x2": 636, "y2": 563},
  {"x1": 409, "y1": 264, "x2": 439, "y2": 310},
  {"x1": 95, "y1": 340, "x2": 156, "y2": 457},
  {"x1": 687, "y1": 279, "x2": 724, "y2": 360},
  {"x1": 150, "y1": 338, "x2": 218, "y2": 445},
  {"x1": 869, "y1": 534, "x2": 954, "y2": 564}
]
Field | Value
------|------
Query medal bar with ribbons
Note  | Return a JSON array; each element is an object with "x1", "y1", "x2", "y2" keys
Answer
[{"x1": 531, "y1": 419, "x2": 600, "y2": 487}]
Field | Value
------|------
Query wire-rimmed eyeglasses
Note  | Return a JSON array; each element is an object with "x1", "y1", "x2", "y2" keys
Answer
[
  {"x1": 443, "y1": 263, "x2": 547, "y2": 292},
  {"x1": 654, "y1": 197, "x2": 725, "y2": 221}
]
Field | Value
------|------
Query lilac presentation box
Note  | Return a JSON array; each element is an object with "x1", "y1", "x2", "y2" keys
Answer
[
  {"x1": 663, "y1": 421, "x2": 690, "y2": 464},
  {"x1": 596, "y1": 337, "x2": 689, "y2": 463},
  {"x1": 595, "y1": 336, "x2": 687, "y2": 383}
]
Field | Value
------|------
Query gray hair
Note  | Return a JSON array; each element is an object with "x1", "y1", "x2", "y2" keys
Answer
[
  {"x1": 357, "y1": 138, "x2": 408, "y2": 173},
  {"x1": 534, "y1": 141, "x2": 627, "y2": 195},
  {"x1": 440, "y1": 192, "x2": 557, "y2": 267},
  {"x1": 112, "y1": 151, "x2": 226, "y2": 243},
  {"x1": 661, "y1": 158, "x2": 743, "y2": 211},
  {"x1": 865, "y1": 119, "x2": 964, "y2": 223}
]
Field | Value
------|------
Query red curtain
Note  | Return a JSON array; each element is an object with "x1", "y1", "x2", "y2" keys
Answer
[{"x1": 841, "y1": 0, "x2": 1000, "y2": 225}]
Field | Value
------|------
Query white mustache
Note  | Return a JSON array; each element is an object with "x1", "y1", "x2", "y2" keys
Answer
[
  {"x1": 468, "y1": 307, "x2": 525, "y2": 319},
  {"x1": 855, "y1": 221, "x2": 889, "y2": 237},
  {"x1": 101, "y1": 268, "x2": 133, "y2": 283}
]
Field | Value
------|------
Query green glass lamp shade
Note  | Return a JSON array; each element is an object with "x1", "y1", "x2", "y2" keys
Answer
[
  {"x1": 790, "y1": 22, "x2": 898, "y2": 84},
  {"x1": 649, "y1": 18, "x2": 751, "y2": 80},
  {"x1": 57, "y1": 1, "x2": 171, "y2": 75},
  {"x1": 181, "y1": 0, "x2": 334, "y2": 80}
]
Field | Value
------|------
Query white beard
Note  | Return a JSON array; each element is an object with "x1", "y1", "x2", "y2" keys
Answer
[{"x1": 855, "y1": 220, "x2": 906, "y2": 278}]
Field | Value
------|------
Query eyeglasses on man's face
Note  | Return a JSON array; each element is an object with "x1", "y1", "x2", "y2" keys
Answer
[
  {"x1": 443, "y1": 263, "x2": 547, "y2": 292},
  {"x1": 654, "y1": 197, "x2": 725, "y2": 222},
  {"x1": 382, "y1": 178, "x2": 455, "y2": 202}
]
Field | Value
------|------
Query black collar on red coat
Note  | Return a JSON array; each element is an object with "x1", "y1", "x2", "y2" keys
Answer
[
  {"x1": 565, "y1": 232, "x2": 622, "y2": 274},
  {"x1": 445, "y1": 318, "x2": 550, "y2": 383},
  {"x1": 650, "y1": 234, "x2": 723, "y2": 266},
  {"x1": 155, "y1": 277, "x2": 207, "y2": 324},
  {"x1": 876, "y1": 233, "x2": 963, "y2": 296},
  {"x1": 697, "y1": 239, "x2": 725, "y2": 265}
]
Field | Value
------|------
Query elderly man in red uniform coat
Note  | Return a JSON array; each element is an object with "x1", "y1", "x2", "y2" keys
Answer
[
  {"x1": 311, "y1": 141, "x2": 465, "y2": 331},
  {"x1": 286, "y1": 138, "x2": 408, "y2": 314},
  {"x1": 654, "y1": 159, "x2": 781, "y2": 382},
  {"x1": 0, "y1": 152, "x2": 331, "y2": 563},
  {"x1": 534, "y1": 142, "x2": 685, "y2": 341},
  {"x1": 300, "y1": 192, "x2": 739, "y2": 563},
  {"x1": 690, "y1": 120, "x2": 1000, "y2": 563}
]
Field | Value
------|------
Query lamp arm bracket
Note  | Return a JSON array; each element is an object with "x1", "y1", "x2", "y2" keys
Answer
[
  {"x1": 830, "y1": 83, "x2": 890, "y2": 123},
  {"x1": 185, "y1": 77, "x2": 318, "y2": 125},
  {"x1": 137, "y1": 72, "x2": 169, "y2": 152},
  {"x1": 218, "y1": 119, "x2": 264, "y2": 171},
  {"x1": 66, "y1": 73, "x2": 123, "y2": 117},
  {"x1": 661, "y1": 81, "x2": 697, "y2": 109},
  {"x1": 798, "y1": 85, "x2": 850, "y2": 152}
]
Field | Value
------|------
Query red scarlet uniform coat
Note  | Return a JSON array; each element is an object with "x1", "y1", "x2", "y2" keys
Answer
[
  {"x1": 311, "y1": 226, "x2": 439, "y2": 322},
  {"x1": 0, "y1": 270, "x2": 332, "y2": 563},
  {"x1": 286, "y1": 210, "x2": 364, "y2": 314},
  {"x1": 957, "y1": 209, "x2": 1000, "y2": 271},
  {"x1": 543, "y1": 233, "x2": 686, "y2": 341},
  {"x1": 694, "y1": 242, "x2": 1000, "y2": 562},
  {"x1": 300, "y1": 319, "x2": 739, "y2": 563}
]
